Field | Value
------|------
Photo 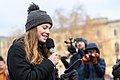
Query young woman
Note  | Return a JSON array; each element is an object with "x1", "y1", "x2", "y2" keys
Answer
[{"x1": 7, "y1": 3, "x2": 78, "y2": 80}]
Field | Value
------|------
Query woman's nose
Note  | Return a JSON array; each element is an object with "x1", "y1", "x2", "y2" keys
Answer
[{"x1": 46, "y1": 29, "x2": 50, "y2": 34}]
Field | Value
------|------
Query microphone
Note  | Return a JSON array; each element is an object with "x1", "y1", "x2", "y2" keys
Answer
[
  {"x1": 46, "y1": 38, "x2": 55, "y2": 54},
  {"x1": 46, "y1": 38, "x2": 59, "y2": 79}
]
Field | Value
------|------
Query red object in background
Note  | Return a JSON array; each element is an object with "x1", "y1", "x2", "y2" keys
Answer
[{"x1": 104, "y1": 73, "x2": 112, "y2": 79}]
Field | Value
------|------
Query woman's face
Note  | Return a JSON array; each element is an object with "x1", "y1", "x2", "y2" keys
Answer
[{"x1": 37, "y1": 23, "x2": 52, "y2": 43}]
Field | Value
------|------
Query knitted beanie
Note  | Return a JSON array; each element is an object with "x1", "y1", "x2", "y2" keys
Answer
[
  {"x1": 74, "y1": 37, "x2": 87, "y2": 47},
  {"x1": 25, "y1": 3, "x2": 53, "y2": 31}
]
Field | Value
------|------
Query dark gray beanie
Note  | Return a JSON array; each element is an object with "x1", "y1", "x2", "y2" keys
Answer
[{"x1": 25, "y1": 3, "x2": 53, "y2": 31}]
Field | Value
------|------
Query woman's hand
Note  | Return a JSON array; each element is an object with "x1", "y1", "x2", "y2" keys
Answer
[{"x1": 48, "y1": 53, "x2": 59, "y2": 66}]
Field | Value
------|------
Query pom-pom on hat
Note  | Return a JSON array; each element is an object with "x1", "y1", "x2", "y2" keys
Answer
[{"x1": 25, "y1": 2, "x2": 53, "y2": 31}]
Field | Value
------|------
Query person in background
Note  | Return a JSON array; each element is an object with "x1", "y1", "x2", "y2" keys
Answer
[
  {"x1": 61, "y1": 37, "x2": 87, "y2": 80},
  {"x1": 69, "y1": 37, "x2": 87, "y2": 80},
  {"x1": 7, "y1": 3, "x2": 78, "y2": 80},
  {"x1": 0, "y1": 56, "x2": 9, "y2": 80},
  {"x1": 112, "y1": 59, "x2": 120, "y2": 80},
  {"x1": 82, "y1": 43, "x2": 106, "y2": 80},
  {"x1": 69, "y1": 37, "x2": 87, "y2": 64}
]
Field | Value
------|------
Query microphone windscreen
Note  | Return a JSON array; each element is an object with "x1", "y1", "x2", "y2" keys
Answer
[{"x1": 46, "y1": 38, "x2": 55, "y2": 49}]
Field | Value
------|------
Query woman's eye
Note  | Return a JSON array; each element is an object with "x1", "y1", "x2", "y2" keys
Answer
[
  {"x1": 41, "y1": 24, "x2": 51, "y2": 30},
  {"x1": 42, "y1": 26, "x2": 47, "y2": 29}
]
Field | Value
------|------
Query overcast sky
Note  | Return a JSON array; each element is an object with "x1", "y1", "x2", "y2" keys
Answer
[{"x1": 0, "y1": 0, "x2": 120, "y2": 37}]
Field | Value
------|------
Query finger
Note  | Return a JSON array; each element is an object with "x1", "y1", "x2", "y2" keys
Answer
[{"x1": 55, "y1": 54, "x2": 58, "y2": 56}]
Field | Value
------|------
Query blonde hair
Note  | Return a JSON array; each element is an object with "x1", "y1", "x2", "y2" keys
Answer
[{"x1": 22, "y1": 28, "x2": 50, "y2": 65}]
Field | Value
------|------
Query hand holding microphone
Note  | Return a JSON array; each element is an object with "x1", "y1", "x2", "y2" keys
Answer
[
  {"x1": 46, "y1": 38, "x2": 59, "y2": 66},
  {"x1": 48, "y1": 53, "x2": 59, "y2": 65}
]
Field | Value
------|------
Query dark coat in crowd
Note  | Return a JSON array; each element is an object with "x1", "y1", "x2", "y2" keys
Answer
[
  {"x1": 112, "y1": 59, "x2": 120, "y2": 80},
  {"x1": 70, "y1": 49, "x2": 85, "y2": 80},
  {"x1": 83, "y1": 43, "x2": 106, "y2": 80}
]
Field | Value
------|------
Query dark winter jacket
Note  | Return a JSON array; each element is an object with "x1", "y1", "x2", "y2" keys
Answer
[
  {"x1": 70, "y1": 49, "x2": 85, "y2": 80},
  {"x1": 112, "y1": 59, "x2": 120, "y2": 79},
  {"x1": 7, "y1": 41, "x2": 56, "y2": 80},
  {"x1": 83, "y1": 43, "x2": 106, "y2": 80},
  {"x1": 83, "y1": 58, "x2": 105, "y2": 80}
]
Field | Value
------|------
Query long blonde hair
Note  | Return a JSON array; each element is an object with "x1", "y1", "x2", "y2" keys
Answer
[{"x1": 23, "y1": 28, "x2": 50, "y2": 65}]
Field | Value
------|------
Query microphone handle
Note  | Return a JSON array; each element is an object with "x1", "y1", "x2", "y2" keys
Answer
[
  {"x1": 49, "y1": 48, "x2": 54, "y2": 54},
  {"x1": 49, "y1": 49, "x2": 59, "y2": 79}
]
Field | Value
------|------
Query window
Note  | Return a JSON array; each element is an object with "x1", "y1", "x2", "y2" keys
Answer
[{"x1": 115, "y1": 42, "x2": 119, "y2": 53}]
